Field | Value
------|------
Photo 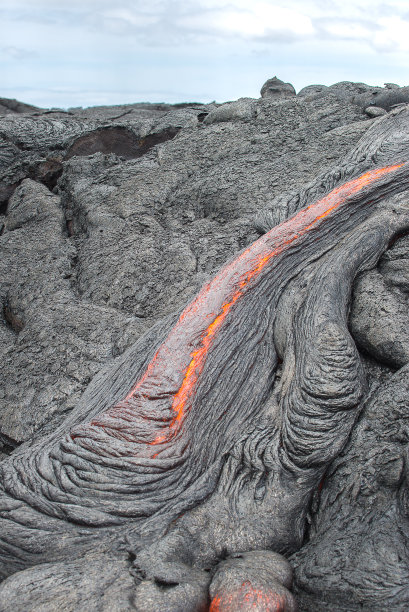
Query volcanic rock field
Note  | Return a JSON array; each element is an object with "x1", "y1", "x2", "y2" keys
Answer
[{"x1": 0, "y1": 77, "x2": 409, "y2": 611}]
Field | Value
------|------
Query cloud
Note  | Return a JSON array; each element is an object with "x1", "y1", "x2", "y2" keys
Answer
[
  {"x1": 310, "y1": 10, "x2": 409, "y2": 53},
  {"x1": 2, "y1": 0, "x2": 409, "y2": 51},
  {"x1": 372, "y1": 15, "x2": 409, "y2": 51},
  {"x1": 182, "y1": 2, "x2": 315, "y2": 41},
  {"x1": 0, "y1": 0, "x2": 316, "y2": 46},
  {"x1": 78, "y1": 1, "x2": 317, "y2": 46},
  {"x1": 74, "y1": 0, "x2": 409, "y2": 52},
  {"x1": 313, "y1": 16, "x2": 380, "y2": 41},
  {"x1": 2, "y1": 46, "x2": 36, "y2": 60}
]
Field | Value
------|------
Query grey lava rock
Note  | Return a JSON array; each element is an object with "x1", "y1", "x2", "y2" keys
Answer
[
  {"x1": 0, "y1": 80, "x2": 408, "y2": 612},
  {"x1": 203, "y1": 98, "x2": 256, "y2": 124},
  {"x1": 260, "y1": 76, "x2": 296, "y2": 99},
  {"x1": 0, "y1": 97, "x2": 40, "y2": 115},
  {"x1": 297, "y1": 84, "x2": 328, "y2": 98},
  {"x1": 365, "y1": 106, "x2": 387, "y2": 117},
  {"x1": 292, "y1": 364, "x2": 409, "y2": 611}
]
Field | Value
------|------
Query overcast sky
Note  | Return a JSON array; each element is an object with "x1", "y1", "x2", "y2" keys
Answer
[{"x1": 1, "y1": 0, "x2": 409, "y2": 108}]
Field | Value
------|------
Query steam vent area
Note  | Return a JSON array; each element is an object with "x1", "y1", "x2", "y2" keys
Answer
[{"x1": 1, "y1": 77, "x2": 409, "y2": 612}]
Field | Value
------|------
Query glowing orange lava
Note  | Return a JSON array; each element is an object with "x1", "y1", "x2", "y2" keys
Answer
[{"x1": 209, "y1": 581, "x2": 288, "y2": 611}]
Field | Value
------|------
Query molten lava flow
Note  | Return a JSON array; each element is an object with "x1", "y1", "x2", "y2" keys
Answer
[
  {"x1": 73, "y1": 163, "x2": 403, "y2": 450},
  {"x1": 152, "y1": 164, "x2": 403, "y2": 442},
  {"x1": 209, "y1": 581, "x2": 288, "y2": 611}
]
